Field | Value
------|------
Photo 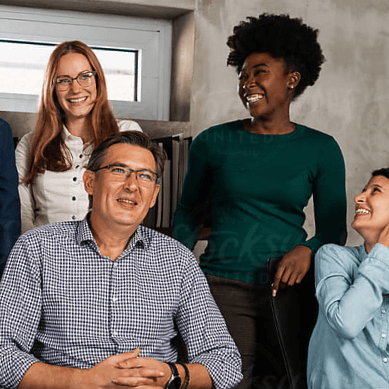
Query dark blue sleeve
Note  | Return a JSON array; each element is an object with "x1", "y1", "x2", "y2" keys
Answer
[{"x1": 0, "y1": 119, "x2": 21, "y2": 277}]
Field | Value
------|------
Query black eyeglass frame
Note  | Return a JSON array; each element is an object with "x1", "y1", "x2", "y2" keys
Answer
[{"x1": 94, "y1": 164, "x2": 159, "y2": 183}]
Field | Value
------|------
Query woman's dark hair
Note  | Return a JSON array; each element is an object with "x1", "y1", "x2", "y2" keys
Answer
[
  {"x1": 226, "y1": 13, "x2": 325, "y2": 99},
  {"x1": 372, "y1": 168, "x2": 389, "y2": 180}
]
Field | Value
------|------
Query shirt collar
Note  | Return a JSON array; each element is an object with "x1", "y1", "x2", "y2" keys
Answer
[
  {"x1": 76, "y1": 215, "x2": 147, "y2": 252},
  {"x1": 61, "y1": 125, "x2": 82, "y2": 142},
  {"x1": 76, "y1": 216, "x2": 95, "y2": 246},
  {"x1": 357, "y1": 244, "x2": 369, "y2": 262},
  {"x1": 61, "y1": 125, "x2": 93, "y2": 155}
]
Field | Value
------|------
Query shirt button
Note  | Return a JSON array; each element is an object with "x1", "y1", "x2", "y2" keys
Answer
[
  {"x1": 72, "y1": 196, "x2": 76, "y2": 201},
  {"x1": 79, "y1": 154, "x2": 83, "y2": 158},
  {"x1": 112, "y1": 297, "x2": 117, "y2": 302},
  {"x1": 73, "y1": 177, "x2": 77, "y2": 182},
  {"x1": 113, "y1": 331, "x2": 118, "y2": 336},
  {"x1": 113, "y1": 263, "x2": 118, "y2": 268},
  {"x1": 384, "y1": 358, "x2": 388, "y2": 363},
  {"x1": 382, "y1": 334, "x2": 387, "y2": 338},
  {"x1": 382, "y1": 309, "x2": 387, "y2": 314},
  {"x1": 72, "y1": 215, "x2": 76, "y2": 220}
]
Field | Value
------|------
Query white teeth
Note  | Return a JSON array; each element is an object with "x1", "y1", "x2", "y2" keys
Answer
[
  {"x1": 246, "y1": 94, "x2": 264, "y2": 103},
  {"x1": 69, "y1": 97, "x2": 87, "y2": 103},
  {"x1": 356, "y1": 208, "x2": 369, "y2": 214},
  {"x1": 118, "y1": 199, "x2": 135, "y2": 205}
]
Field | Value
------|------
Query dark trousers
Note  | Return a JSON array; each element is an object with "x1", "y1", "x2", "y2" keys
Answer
[{"x1": 206, "y1": 274, "x2": 290, "y2": 389}]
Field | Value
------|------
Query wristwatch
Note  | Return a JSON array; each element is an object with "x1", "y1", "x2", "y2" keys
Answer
[{"x1": 165, "y1": 362, "x2": 181, "y2": 389}]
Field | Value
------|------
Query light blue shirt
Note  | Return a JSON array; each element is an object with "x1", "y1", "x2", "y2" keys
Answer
[{"x1": 307, "y1": 243, "x2": 389, "y2": 389}]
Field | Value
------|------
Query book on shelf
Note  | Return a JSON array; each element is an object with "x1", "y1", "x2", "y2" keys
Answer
[
  {"x1": 161, "y1": 159, "x2": 171, "y2": 228},
  {"x1": 155, "y1": 143, "x2": 164, "y2": 229},
  {"x1": 143, "y1": 134, "x2": 192, "y2": 233}
]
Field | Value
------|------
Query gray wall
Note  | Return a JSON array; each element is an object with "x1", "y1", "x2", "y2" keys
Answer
[{"x1": 3, "y1": 0, "x2": 389, "y2": 246}]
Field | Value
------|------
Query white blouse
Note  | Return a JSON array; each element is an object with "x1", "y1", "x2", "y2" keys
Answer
[{"x1": 15, "y1": 120, "x2": 142, "y2": 233}]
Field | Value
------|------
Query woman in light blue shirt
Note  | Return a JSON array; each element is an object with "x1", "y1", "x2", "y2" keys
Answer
[{"x1": 308, "y1": 167, "x2": 389, "y2": 389}]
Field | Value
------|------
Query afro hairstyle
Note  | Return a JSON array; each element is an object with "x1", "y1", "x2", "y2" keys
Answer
[{"x1": 226, "y1": 13, "x2": 325, "y2": 99}]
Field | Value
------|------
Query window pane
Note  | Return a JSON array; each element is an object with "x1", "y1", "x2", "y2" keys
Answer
[
  {"x1": 0, "y1": 41, "x2": 52, "y2": 95},
  {"x1": 0, "y1": 40, "x2": 138, "y2": 102},
  {"x1": 95, "y1": 48, "x2": 137, "y2": 102}
]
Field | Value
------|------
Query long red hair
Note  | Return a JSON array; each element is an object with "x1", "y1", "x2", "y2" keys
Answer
[{"x1": 24, "y1": 40, "x2": 119, "y2": 185}]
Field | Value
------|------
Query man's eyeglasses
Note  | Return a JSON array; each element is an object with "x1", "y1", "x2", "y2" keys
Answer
[
  {"x1": 54, "y1": 71, "x2": 96, "y2": 91},
  {"x1": 95, "y1": 165, "x2": 159, "y2": 185}
]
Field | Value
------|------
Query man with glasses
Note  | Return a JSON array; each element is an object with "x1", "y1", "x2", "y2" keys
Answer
[{"x1": 0, "y1": 131, "x2": 242, "y2": 389}]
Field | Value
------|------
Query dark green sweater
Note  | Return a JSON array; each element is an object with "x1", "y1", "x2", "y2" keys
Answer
[{"x1": 172, "y1": 120, "x2": 347, "y2": 284}]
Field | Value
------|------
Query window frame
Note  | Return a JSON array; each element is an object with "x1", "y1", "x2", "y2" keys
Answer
[{"x1": 0, "y1": 5, "x2": 172, "y2": 120}]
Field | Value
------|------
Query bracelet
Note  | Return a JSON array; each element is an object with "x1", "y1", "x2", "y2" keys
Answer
[{"x1": 177, "y1": 362, "x2": 190, "y2": 389}]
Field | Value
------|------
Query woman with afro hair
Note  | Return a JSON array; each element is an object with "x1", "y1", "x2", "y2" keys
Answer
[{"x1": 173, "y1": 14, "x2": 347, "y2": 388}]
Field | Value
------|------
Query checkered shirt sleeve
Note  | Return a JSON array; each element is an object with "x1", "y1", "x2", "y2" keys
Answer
[{"x1": 0, "y1": 220, "x2": 242, "y2": 389}]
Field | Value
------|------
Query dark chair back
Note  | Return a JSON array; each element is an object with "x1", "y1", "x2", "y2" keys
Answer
[{"x1": 267, "y1": 257, "x2": 318, "y2": 389}]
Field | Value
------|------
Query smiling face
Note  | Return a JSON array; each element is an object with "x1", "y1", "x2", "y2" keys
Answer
[
  {"x1": 84, "y1": 143, "x2": 160, "y2": 236},
  {"x1": 54, "y1": 52, "x2": 97, "y2": 126},
  {"x1": 352, "y1": 175, "x2": 389, "y2": 251},
  {"x1": 238, "y1": 52, "x2": 298, "y2": 123}
]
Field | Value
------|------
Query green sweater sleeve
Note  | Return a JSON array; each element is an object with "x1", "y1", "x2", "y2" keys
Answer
[
  {"x1": 301, "y1": 136, "x2": 347, "y2": 253},
  {"x1": 172, "y1": 134, "x2": 209, "y2": 250}
]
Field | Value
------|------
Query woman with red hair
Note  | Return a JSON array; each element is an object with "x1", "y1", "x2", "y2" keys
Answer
[{"x1": 16, "y1": 40, "x2": 141, "y2": 232}]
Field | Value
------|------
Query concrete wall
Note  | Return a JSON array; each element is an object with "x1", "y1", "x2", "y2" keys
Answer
[
  {"x1": 2, "y1": 0, "x2": 389, "y2": 246},
  {"x1": 191, "y1": 0, "x2": 389, "y2": 246}
]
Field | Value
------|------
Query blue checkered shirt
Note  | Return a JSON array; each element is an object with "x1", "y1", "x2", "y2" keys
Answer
[{"x1": 0, "y1": 218, "x2": 242, "y2": 389}]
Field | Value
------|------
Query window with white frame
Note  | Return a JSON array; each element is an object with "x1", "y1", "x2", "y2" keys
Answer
[{"x1": 0, "y1": 5, "x2": 172, "y2": 120}]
